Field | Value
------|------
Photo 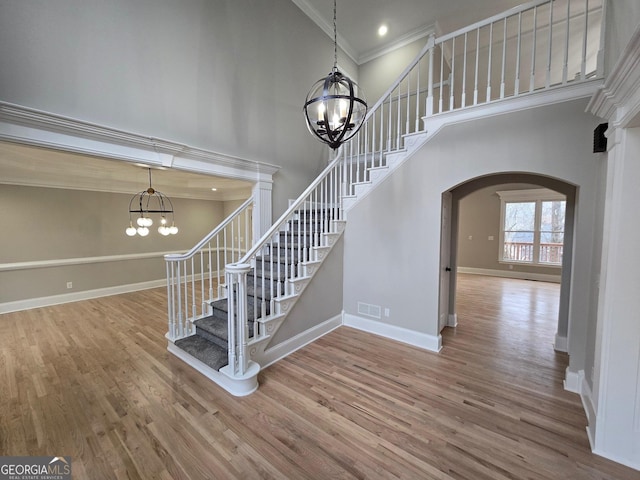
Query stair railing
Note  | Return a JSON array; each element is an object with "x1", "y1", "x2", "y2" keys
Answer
[
  {"x1": 223, "y1": 0, "x2": 607, "y2": 378},
  {"x1": 344, "y1": 0, "x2": 605, "y2": 180},
  {"x1": 225, "y1": 150, "x2": 345, "y2": 376},
  {"x1": 165, "y1": 196, "x2": 253, "y2": 341}
]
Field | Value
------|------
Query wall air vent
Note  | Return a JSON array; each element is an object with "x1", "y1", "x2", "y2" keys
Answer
[{"x1": 357, "y1": 302, "x2": 381, "y2": 319}]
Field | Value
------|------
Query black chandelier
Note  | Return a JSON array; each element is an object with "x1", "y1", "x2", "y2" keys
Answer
[
  {"x1": 303, "y1": 0, "x2": 367, "y2": 150},
  {"x1": 125, "y1": 168, "x2": 178, "y2": 237}
]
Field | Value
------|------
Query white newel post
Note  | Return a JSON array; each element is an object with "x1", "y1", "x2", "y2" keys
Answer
[
  {"x1": 220, "y1": 263, "x2": 260, "y2": 395},
  {"x1": 426, "y1": 34, "x2": 435, "y2": 117}
]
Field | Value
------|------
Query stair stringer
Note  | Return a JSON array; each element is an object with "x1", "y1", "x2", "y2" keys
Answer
[
  {"x1": 342, "y1": 130, "x2": 430, "y2": 213},
  {"x1": 244, "y1": 222, "x2": 345, "y2": 367}
]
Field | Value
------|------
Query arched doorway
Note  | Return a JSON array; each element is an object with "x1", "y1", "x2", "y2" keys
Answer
[{"x1": 439, "y1": 173, "x2": 577, "y2": 352}]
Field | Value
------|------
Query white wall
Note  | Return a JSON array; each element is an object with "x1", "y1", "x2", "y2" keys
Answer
[
  {"x1": 0, "y1": 0, "x2": 335, "y2": 215},
  {"x1": 604, "y1": 1, "x2": 640, "y2": 74},
  {"x1": 343, "y1": 98, "x2": 602, "y2": 375}
]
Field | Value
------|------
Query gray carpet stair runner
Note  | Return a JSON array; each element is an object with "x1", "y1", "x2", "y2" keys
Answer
[{"x1": 174, "y1": 210, "x2": 331, "y2": 372}]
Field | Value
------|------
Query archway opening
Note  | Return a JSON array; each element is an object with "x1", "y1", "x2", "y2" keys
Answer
[{"x1": 439, "y1": 173, "x2": 577, "y2": 354}]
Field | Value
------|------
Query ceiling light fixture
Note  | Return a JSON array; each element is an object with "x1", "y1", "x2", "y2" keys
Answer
[
  {"x1": 125, "y1": 168, "x2": 178, "y2": 237},
  {"x1": 303, "y1": 0, "x2": 367, "y2": 150},
  {"x1": 378, "y1": 25, "x2": 388, "y2": 36}
]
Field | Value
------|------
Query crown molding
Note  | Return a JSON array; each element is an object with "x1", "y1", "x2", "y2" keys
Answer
[
  {"x1": 290, "y1": 0, "x2": 358, "y2": 64},
  {"x1": 358, "y1": 23, "x2": 437, "y2": 65},
  {"x1": 587, "y1": 25, "x2": 640, "y2": 127},
  {"x1": 0, "y1": 102, "x2": 280, "y2": 184}
]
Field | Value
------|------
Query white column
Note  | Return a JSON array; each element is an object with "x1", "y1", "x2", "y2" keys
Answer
[{"x1": 252, "y1": 180, "x2": 273, "y2": 244}]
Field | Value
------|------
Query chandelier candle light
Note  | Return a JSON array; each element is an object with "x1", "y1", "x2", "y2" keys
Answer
[
  {"x1": 303, "y1": 0, "x2": 367, "y2": 149},
  {"x1": 125, "y1": 168, "x2": 178, "y2": 237}
]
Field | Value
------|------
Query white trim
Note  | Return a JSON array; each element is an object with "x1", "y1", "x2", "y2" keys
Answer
[
  {"x1": 496, "y1": 188, "x2": 565, "y2": 201},
  {"x1": 258, "y1": 314, "x2": 343, "y2": 369},
  {"x1": 588, "y1": 24, "x2": 640, "y2": 127},
  {"x1": 554, "y1": 333, "x2": 568, "y2": 352},
  {"x1": 423, "y1": 78, "x2": 602, "y2": 137},
  {"x1": 359, "y1": 24, "x2": 436, "y2": 65},
  {"x1": 447, "y1": 313, "x2": 458, "y2": 328},
  {"x1": 457, "y1": 266, "x2": 561, "y2": 283},
  {"x1": 564, "y1": 368, "x2": 584, "y2": 394},
  {"x1": 0, "y1": 250, "x2": 180, "y2": 272},
  {"x1": 289, "y1": 0, "x2": 358, "y2": 64},
  {"x1": 167, "y1": 341, "x2": 259, "y2": 397},
  {"x1": 591, "y1": 448, "x2": 640, "y2": 472},
  {"x1": 343, "y1": 313, "x2": 442, "y2": 352},
  {"x1": 0, "y1": 278, "x2": 166, "y2": 314},
  {"x1": 0, "y1": 102, "x2": 280, "y2": 184},
  {"x1": 581, "y1": 374, "x2": 597, "y2": 450}
]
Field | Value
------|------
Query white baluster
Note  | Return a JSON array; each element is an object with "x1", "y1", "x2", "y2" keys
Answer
[
  {"x1": 462, "y1": 32, "x2": 468, "y2": 108},
  {"x1": 530, "y1": 6, "x2": 538, "y2": 92},
  {"x1": 415, "y1": 56, "x2": 421, "y2": 131},
  {"x1": 501, "y1": 17, "x2": 507, "y2": 99},
  {"x1": 581, "y1": 0, "x2": 589, "y2": 80},
  {"x1": 473, "y1": 28, "x2": 479, "y2": 105},
  {"x1": 563, "y1": 0, "x2": 571, "y2": 84},
  {"x1": 405, "y1": 70, "x2": 411, "y2": 134},
  {"x1": 547, "y1": 0, "x2": 554, "y2": 88},
  {"x1": 439, "y1": 42, "x2": 444, "y2": 113},
  {"x1": 166, "y1": 262, "x2": 175, "y2": 339},
  {"x1": 450, "y1": 37, "x2": 456, "y2": 110},
  {"x1": 487, "y1": 22, "x2": 493, "y2": 102},
  {"x1": 515, "y1": 12, "x2": 522, "y2": 96}
]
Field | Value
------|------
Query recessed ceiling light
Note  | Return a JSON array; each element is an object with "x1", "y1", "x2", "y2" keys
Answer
[
  {"x1": 211, "y1": 187, "x2": 218, "y2": 191},
  {"x1": 378, "y1": 25, "x2": 388, "y2": 37}
]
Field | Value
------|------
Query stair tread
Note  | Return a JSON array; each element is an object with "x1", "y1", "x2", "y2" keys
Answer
[
  {"x1": 174, "y1": 335, "x2": 228, "y2": 371},
  {"x1": 195, "y1": 315, "x2": 227, "y2": 338}
]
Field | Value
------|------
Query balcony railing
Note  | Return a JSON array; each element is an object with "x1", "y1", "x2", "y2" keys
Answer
[{"x1": 503, "y1": 241, "x2": 563, "y2": 264}]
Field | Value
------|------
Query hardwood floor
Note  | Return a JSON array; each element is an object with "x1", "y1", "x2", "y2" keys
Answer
[{"x1": 0, "y1": 274, "x2": 637, "y2": 479}]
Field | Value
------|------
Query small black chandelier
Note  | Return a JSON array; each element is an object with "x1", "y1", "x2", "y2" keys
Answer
[
  {"x1": 303, "y1": 0, "x2": 367, "y2": 150},
  {"x1": 125, "y1": 168, "x2": 178, "y2": 237}
]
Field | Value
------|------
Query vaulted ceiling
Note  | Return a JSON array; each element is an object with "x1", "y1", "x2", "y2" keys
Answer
[{"x1": 0, "y1": 0, "x2": 526, "y2": 199}]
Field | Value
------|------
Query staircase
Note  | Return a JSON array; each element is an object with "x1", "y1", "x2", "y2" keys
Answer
[
  {"x1": 166, "y1": 0, "x2": 605, "y2": 396},
  {"x1": 172, "y1": 206, "x2": 342, "y2": 377}
]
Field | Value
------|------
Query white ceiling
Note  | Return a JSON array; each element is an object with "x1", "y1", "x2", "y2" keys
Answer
[
  {"x1": 0, "y1": 1, "x2": 526, "y2": 199},
  {"x1": 294, "y1": 0, "x2": 524, "y2": 64},
  {"x1": 0, "y1": 142, "x2": 253, "y2": 201}
]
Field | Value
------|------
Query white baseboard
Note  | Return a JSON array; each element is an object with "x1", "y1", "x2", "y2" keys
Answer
[
  {"x1": 457, "y1": 266, "x2": 561, "y2": 283},
  {"x1": 343, "y1": 313, "x2": 442, "y2": 352},
  {"x1": 258, "y1": 314, "x2": 343, "y2": 368},
  {"x1": 580, "y1": 374, "x2": 597, "y2": 450},
  {"x1": 0, "y1": 279, "x2": 166, "y2": 314},
  {"x1": 447, "y1": 313, "x2": 458, "y2": 327},
  {"x1": 564, "y1": 368, "x2": 584, "y2": 394},
  {"x1": 554, "y1": 333, "x2": 568, "y2": 352}
]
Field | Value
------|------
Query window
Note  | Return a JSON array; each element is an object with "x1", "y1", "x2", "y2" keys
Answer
[{"x1": 497, "y1": 189, "x2": 566, "y2": 266}]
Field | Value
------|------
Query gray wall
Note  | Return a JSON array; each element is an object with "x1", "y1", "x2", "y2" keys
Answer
[
  {"x1": 358, "y1": 37, "x2": 429, "y2": 107},
  {"x1": 343, "y1": 98, "x2": 602, "y2": 377},
  {"x1": 604, "y1": 0, "x2": 640, "y2": 74},
  {"x1": 0, "y1": 184, "x2": 238, "y2": 303},
  {"x1": 0, "y1": 0, "x2": 335, "y2": 215},
  {"x1": 457, "y1": 183, "x2": 562, "y2": 278},
  {"x1": 267, "y1": 236, "x2": 343, "y2": 348}
]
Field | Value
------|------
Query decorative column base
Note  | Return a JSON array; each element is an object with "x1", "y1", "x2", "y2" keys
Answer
[{"x1": 219, "y1": 361, "x2": 261, "y2": 396}]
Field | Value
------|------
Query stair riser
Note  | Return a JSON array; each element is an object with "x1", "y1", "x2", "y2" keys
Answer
[{"x1": 196, "y1": 326, "x2": 228, "y2": 349}]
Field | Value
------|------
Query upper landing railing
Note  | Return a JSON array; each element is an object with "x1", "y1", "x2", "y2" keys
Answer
[{"x1": 342, "y1": 0, "x2": 605, "y2": 183}]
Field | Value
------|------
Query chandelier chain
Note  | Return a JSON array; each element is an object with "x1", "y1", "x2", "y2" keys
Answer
[{"x1": 333, "y1": 0, "x2": 337, "y2": 72}]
